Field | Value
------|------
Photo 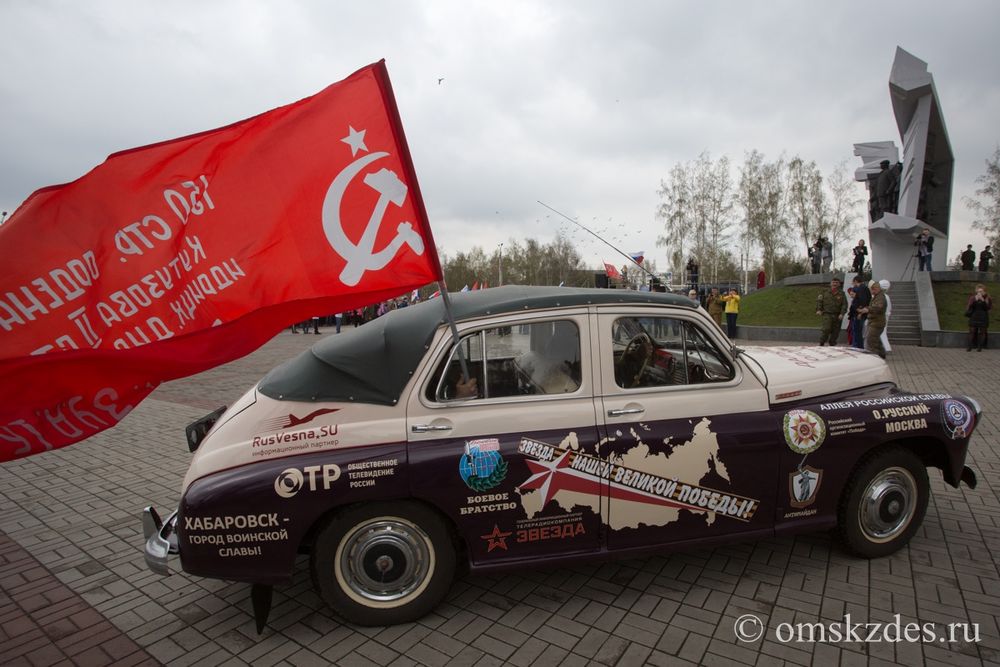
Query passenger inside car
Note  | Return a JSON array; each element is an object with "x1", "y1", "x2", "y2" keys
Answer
[
  {"x1": 430, "y1": 320, "x2": 582, "y2": 401},
  {"x1": 513, "y1": 321, "x2": 581, "y2": 394}
]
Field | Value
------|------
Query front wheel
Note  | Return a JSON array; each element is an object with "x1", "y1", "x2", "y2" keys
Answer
[
  {"x1": 311, "y1": 502, "x2": 456, "y2": 626},
  {"x1": 837, "y1": 448, "x2": 929, "y2": 558}
]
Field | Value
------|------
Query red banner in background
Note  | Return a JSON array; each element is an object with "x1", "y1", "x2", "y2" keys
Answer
[{"x1": 0, "y1": 60, "x2": 442, "y2": 462}]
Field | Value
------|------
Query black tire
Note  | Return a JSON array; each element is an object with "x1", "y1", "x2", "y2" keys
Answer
[
  {"x1": 837, "y1": 447, "x2": 929, "y2": 558},
  {"x1": 310, "y1": 501, "x2": 456, "y2": 626}
]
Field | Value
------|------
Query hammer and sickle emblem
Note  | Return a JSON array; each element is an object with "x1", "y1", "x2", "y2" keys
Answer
[{"x1": 322, "y1": 151, "x2": 425, "y2": 286}]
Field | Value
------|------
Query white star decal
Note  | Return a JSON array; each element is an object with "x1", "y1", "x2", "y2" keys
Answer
[{"x1": 340, "y1": 126, "x2": 368, "y2": 157}]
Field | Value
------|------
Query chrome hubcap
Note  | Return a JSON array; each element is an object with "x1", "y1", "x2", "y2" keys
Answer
[
  {"x1": 859, "y1": 466, "x2": 916, "y2": 543},
  {"x1": 340, "y1": 519, "x2": 431, "y2": 602}
]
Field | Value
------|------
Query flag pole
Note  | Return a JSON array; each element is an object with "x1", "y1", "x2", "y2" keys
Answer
[
  {"x1": 437, "y1": 281, "x2": 471, "y2": 385},
  {"x1": 538, "y1": 200, "x2": 658, "y2": 280}
]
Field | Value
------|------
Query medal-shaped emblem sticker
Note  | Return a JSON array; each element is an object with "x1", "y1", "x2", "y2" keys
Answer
[
  {"x1": 940, "y1": 399, "x2": 974, "y2": 440},
  {"x1": 783, "y1": 410, "x2": 826, "y2": 455}
]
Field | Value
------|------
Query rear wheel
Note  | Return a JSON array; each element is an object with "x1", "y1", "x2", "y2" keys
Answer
[
  {"x1": 838, "y1": 448, "x2": 928, "y2": 558},
  {"x1": 311, "y1": 502, "x2": 456, "y2": 626}
]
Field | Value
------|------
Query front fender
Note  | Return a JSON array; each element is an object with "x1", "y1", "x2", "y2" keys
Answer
[{"x1": 178, "y1": 443, "x2": 407, "y2": 584}]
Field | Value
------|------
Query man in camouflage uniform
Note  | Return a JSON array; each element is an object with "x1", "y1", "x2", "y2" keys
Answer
[
  {"x1": 816, "y1": 277, "x2": 847, "y2": 346},
  {"x1": 860, "y1": 280, "x2": 887, "y2": 358},
  {"x1": 706, "y1": 287, "x2": 725, "y2": 330}
]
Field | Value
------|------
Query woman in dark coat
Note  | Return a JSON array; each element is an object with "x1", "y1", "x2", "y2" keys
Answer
[
  {"x1": 966, "y1": 284, "x2": 993, "y2": 351},
  {"x1": 852, "y1": 240, "x2": 868, "y2": 273}
]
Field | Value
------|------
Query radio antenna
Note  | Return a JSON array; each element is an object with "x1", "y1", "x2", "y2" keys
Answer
[{"x1": 537, "y1": 200, "x2": 658, "y2": 280}]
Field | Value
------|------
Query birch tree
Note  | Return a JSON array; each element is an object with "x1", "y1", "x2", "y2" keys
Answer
[
  {"x1": 739, "y1": 150, "x2": 788, "y2": 283},
  {"x1": 655, "y1": 162, "x2": 693, "y2": 278},
  {"x1": 826, "y1": 160, "x2": 864, "y2": 268},
  {"x1": 965, "y1": 146, "x2": 1000, "y2": 255},
  {"x1": 786, "y1": 156, "x2": 826, "y2": 260}
]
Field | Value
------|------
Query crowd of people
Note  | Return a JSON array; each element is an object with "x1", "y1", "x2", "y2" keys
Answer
[
  {"x1": 808, "y1": 237, "x2": 833, "y2": 273},
  {"x1": 286, "y1": 241, "x2": 994, "y2": 355},
  {"x1": 961, "y1": 244, "x2": 994, "y2": 272},
  {"x1": 289, "y1": 296, "x2": 417, "y2": 334},
  {"x1": 812, "y1": 275, "x2": 893, "y2": 357}
]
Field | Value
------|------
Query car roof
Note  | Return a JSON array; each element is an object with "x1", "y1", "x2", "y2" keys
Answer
[{"x1": 258, "y1": 286, "x2": 694, "y2": 405}]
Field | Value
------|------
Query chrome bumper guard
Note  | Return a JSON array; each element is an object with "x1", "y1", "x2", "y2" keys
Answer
[{"x1": 142, "y1": 506, "x2": 179, "y2": 576}]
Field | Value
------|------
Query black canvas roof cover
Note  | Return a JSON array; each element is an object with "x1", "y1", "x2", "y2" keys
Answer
[{"x1": 257, "y1": 285, "x2": 693, "y2": 404}]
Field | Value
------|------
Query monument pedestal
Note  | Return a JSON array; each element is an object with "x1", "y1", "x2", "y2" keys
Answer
[{"x1": 869, "y1": 213, "x2": 946, "y2": 281}]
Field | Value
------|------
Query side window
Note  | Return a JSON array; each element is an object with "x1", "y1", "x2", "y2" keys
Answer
[
  {"x1": 427, "y1": 320, "x2": 582, "y2": 402},
  {"x1": 613, "y1": 316, "x2": 733, "y2": 389}
]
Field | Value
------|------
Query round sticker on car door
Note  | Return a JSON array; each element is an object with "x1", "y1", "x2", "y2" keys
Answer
[
  {"x1": 460, "y1": 439, "x2": 508, "y2": 492},
  {"x1": 783, "y1": 410, "x2": 826, "y2": 455}
]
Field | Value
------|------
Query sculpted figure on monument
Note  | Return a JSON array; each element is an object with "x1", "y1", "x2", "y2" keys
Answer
[
  {"x1": 888, "y1": 162, "x2": 902, "y2": 214},
  {"x1": 875, "y1": 160, "x2": 898, "y2": 218}
]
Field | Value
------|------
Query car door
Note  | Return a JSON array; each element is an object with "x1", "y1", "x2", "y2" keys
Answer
[
  {"x1": 594, "y1": 306, "x2": 777, "y2": 552},
  {"x1": 406, "y1": 310, "x2": 605, "y2": 565}
]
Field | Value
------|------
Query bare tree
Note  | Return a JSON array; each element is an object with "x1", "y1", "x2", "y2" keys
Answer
[
  {"x1": 786, "y1": 156, "x2": 827, "y2": 262},
  {"x1": 739, "y1": 150, "x2": 788, "y2": 284},
  {"x1": 965, "y1": 146, "x2": 1000, "y2": 255},
  {"x1": 657, "y1": 153, "x2": 735, "y2": 284},
  {"x1": 693, "y1": 153, "x2": 735, "y2": 283},
  {"x1": 445, "y1": 233, "x2": 586, "y2": 289},
  {"x1": 655, "y1": 162, "x2": 693, "y2": 279},
  {"x1": 825, "y1": 160, "x2": 864, "y2": 269}
]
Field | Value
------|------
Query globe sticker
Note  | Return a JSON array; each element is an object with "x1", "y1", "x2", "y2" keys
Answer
[
  {"x1": 783, "y1": 410, "x2": 826, "y2": 455},
  {"x1": 459, "y1": 439, "x2": 508, "y2": 492}
]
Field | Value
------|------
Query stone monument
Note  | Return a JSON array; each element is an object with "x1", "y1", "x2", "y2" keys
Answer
[{"x1": 854, "y1": 47, "x2": 953, "y2": 280}]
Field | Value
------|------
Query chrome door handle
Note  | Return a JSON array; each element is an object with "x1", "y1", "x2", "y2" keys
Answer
[
  {"x1": 411, "y1": 423, "x2": 453, "y2": 433},
  {"x1": 607, "y1": 407, "x2": 645, "y2": 417}
]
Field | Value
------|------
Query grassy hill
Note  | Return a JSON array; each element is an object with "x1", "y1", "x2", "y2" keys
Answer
[
  {"x1": 738, "y1": 285, "x2": 835, "y2": 328},
  {"x1": 933, "y1": 281, "x2": 1000, "y2": 331},
  {"x1": 738, "y1": 280, "x2": 999, "y2": 331}
]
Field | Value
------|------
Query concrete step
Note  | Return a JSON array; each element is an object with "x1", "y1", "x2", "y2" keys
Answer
[{"x1": 881, "y1": 282, "x2": 922, "y2": 346}]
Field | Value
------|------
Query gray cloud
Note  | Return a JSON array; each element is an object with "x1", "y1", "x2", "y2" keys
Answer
[{"x1": 2, "y1": 0, "x2": 998, "y2": 268}]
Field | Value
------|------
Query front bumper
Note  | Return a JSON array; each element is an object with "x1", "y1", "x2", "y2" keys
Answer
[{"x1": 142, "y1": 506, "x2": 179, "y2": 575}]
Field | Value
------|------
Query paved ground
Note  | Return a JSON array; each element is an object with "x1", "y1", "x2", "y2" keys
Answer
[{"x1": 1, "y1": 329, "x2": 998, "y2": 666}]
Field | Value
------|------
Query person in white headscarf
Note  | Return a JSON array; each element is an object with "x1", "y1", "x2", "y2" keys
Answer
[{"x1": 878, "y1": 279, "x2": 892, "y2": 353}]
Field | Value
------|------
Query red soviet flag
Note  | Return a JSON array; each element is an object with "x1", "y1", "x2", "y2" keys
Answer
[
  {"x1": 0, "y1": 60, "x2": 442, "y2": 462},
  {"x1": 603, "y1": 262, "x2": 621, "y2": 280}
]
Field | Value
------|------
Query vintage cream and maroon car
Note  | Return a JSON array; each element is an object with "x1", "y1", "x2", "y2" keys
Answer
[{"x1": 142, "y1": 286, "x2": 979, "y2": 629}]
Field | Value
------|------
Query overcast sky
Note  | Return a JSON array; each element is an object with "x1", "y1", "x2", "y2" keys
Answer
[{"x1": 2, "y1": 1, "x2": 998, "y2": 274}]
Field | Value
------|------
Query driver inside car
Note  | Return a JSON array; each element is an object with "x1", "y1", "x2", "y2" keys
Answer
[{"x1": 616, "y1": 330, "x2": 656, "y2": 388}]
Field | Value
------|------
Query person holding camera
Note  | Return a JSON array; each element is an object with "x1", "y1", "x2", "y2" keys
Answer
[
  {"x1": 980, "y1": 245, "x2": 994, "y2": 272},
  {"x1": 914, "y1": 228, "x2": 934, "y2": 271},
  {"x1": 721, "y1": 288, "x2": 741, "y2": 338},
  {"x1": 809, "y1": 239, "x2": 822, "y2": 274},
  {"x1": 852, "y1": 240, "x2": 868, "y2": 274},
  {"x1": 965, "y1": 284, "x2": 993, "y2": 351}
]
